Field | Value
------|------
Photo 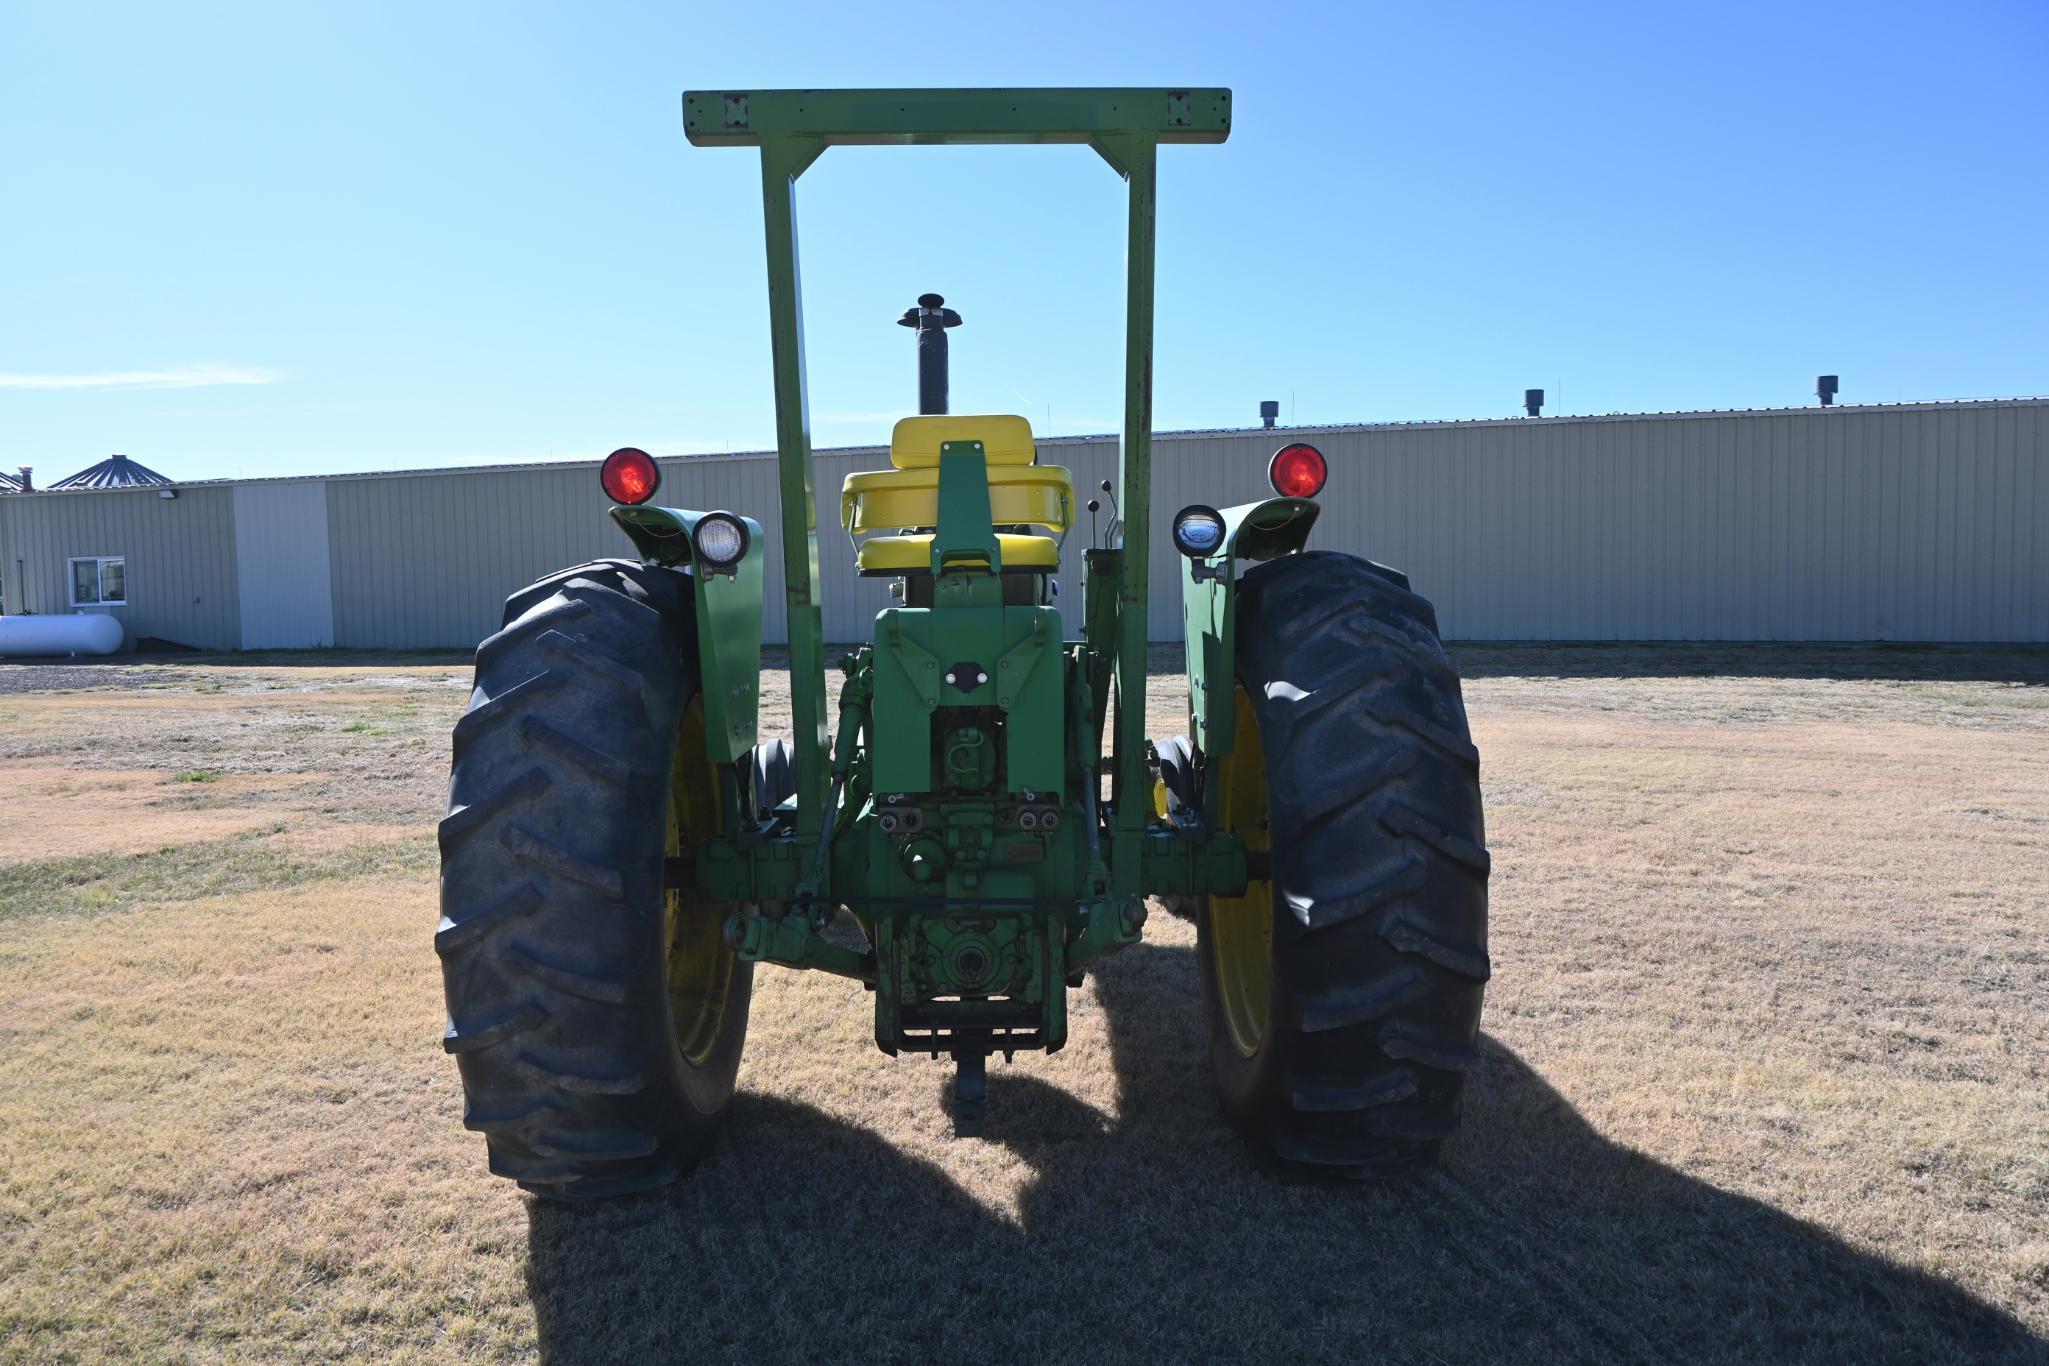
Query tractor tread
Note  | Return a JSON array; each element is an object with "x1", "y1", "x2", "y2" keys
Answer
[
  {"x1": 434, "y1": 882, "x2": 543, "y2": 956},
  {"x1": 1292, "y1": 963, "x2": 1433, "y2": 1032},
  {"x1": 1270, "y1": 1130, "x2": 1436, "y2": 1180},
  {"x1": 1367, "y1": 698, "x2": 1482, "y2": 774},
  {"x1": 1288, "y1": 1067, "x2": 1420, "y2": 1112},
  {"x1": 1376, "y1": 905, "x2": 1493, "y2": 982},
  {"x1": 1200, "y1": 550, "x2": 1487, "y2": 1182},
  {"x1": 1379, "y1": 1021, "x2": 1480, "y2": 1071},
  {"x1": 516, "y1": 713, "x2": 652, "y2": 788},
  {"x1": 533, "y1": 628, "x2": 645, "y2": 696},
  {"x1": 476, "y1": 599, "x2": 593, "y2": 669},
  {"x1": 451, "y1": 669, "x2": 564, "y2": 750},
  {"x1": 462, "y1": 1099, "x2": 557, "y2": 1134},
  {"x1": 437, "y1": 768, "x2": 552, "y2": 848},
  {"x1": 1379, "y1": 802, "x2": 1492, "y2": 875},
  {"x1": 441, "y1": 1001, "x2": 548, "y2": 1054},
  {"x1": 1344, "y1": 615, "x2": 1458, "y2": 687},
  {"x1": 492, "y1": 1156, "x2": 583, "y2": 1185},
  {"x1": 508, "y1": 943, "x2": 631, "y2": 1004},
  {"x1": 499, "y1": 823, "x2": 626, "y2": 899},
  {"x1": 1287, "y1": 744, "x2": 1417, "y2": 828},
  {"x1": 529, "y1": 1129, "x2": 660, "y2": 1163},
  {"x1": 511, "y1": 1051, "x2": 647, "y2": 1096},
  {"x1": 502, "y1": 561, "x2": 630, "y2": 623},
  {"x1": 1360, "y1": 560, "x2": 1411, "y2": 591},
  {"x1": 1363, "y1": 1105, "x2": 1462, "y2": 1141},
  {"x1": 438, "y1": 558, "x2": 760, "y2": 1201},
  {"x1": 512, "y1": 1163, "x2": 680, "y2": 1202},
  {"x1": 1281, "y1": 850, "x2": 1427, "y2": 932}
]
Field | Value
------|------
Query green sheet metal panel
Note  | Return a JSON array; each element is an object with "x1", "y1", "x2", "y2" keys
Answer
[{"x1": 871, "y1": 604, "x2": 1064, "y2": 796}]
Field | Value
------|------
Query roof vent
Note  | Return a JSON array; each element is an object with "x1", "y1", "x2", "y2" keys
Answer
[
  {"x1": 16, "y1": 466, "x2": 31, "y2": 493},
  {"x1": 1259, "y1": 400, "x2": 1280, "y2": 429},
  {"x1": 1817, "y1": 375, "x2": 1839, "y2": 407},
  {"x1": 1524, "y1": 388, "x2": 1545, "y2": 418}
]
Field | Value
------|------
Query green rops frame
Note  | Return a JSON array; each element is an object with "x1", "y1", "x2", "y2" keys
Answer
[{"x1": 682, "y1": 87, "x2": 1232, "y2": 892}]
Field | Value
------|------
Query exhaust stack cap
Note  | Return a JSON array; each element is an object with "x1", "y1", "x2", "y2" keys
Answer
[
  {"x1": 898, "y1": 293, "x2": 962, "y2": 416},
  {"x1": 1817, "y1": 374, "x2": 1839, "y2": 406},
  {"x1": 897, "y1": 293, "x2": 961, "y2": 331},
  {"x1": 1259, "y1": 400, "x2": 1280, "y2": 429},
  {"x1": 1524, "y1": 388, "x2": 1545, "y2": 418}
]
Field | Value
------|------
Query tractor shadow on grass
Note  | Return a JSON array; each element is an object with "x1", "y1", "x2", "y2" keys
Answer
[{"x1": 525, "y1": 943, "x2": 2042, "y2": 1364}]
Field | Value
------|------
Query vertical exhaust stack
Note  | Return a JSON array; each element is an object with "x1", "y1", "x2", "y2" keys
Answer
[
  {"x1": 1817, "y1": 375, "x2": 1839, "y2": 407},
  {"x1": 898, "y1": 293, "x2": 962, "y2": 416},
  {"x1": 1259, "y1": 400, "x2": 1280, "y2": 429},
  {"x1": 1524, "y1": 389, "x2": 1545, "y2": 418},
  {"x1": 15, "y1": 467, "x2": 30, "y2": 493}
]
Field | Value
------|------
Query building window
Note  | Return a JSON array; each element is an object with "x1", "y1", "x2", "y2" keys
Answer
[{"x1": 69, "y1": 556, "x2": 126, "y2": 607}]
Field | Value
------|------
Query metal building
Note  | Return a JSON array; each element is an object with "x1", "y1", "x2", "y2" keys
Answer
[{"x1": 1, "y1": 398, "x2": 2043, "y2": 651}]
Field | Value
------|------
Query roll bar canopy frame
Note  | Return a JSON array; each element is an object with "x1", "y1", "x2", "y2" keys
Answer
[{"x1": 683, "y1": 87, "x2": 1231, "y2": 887}]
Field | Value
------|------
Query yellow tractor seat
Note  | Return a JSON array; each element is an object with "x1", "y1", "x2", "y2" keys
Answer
[
  {"x1": 840, "y1": 413, "x2": 1074, "y2": 544},
  {"x1": 887, "y1": 413, "x2": 1037, "y2": 468},
  {"x1": 856, "y1": 532, "x2": 1061, "y2": 575}
]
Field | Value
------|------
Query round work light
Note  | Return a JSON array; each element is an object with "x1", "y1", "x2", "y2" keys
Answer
[
  {"x1": 692, "y1": 512, "x2": 750, "y2": 569},
  {"x1": 1171, "y1": 504, "x2": 1227, "y2": 559}
]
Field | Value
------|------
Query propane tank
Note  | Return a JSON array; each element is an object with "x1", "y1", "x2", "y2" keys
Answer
[{"x1": 0, "y1": 613, "x2": 125, "y2": 657}]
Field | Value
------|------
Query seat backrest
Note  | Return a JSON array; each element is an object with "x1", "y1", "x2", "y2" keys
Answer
[
  {"x1": 889, "y1": 414, "x2": 1037, "y2": 469},
  {"x1": 843, "y1": 464, "x2": 1074, "y2": 534}
]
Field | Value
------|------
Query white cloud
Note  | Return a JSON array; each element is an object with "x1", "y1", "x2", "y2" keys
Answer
[{"x1": 0, "y1": 363, "x2": 281, "y2": 391}]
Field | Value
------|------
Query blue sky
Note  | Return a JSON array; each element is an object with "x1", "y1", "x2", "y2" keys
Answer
[{"x1": 2, "y1": 0, "x2": 2044, "y2": 482}]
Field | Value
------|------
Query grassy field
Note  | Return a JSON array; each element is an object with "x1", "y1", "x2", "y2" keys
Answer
[{"x1": 1, "y1": 644, "x2": 2045, "y2": 1362}]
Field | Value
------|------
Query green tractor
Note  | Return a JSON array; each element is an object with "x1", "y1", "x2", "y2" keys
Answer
[{"x1": 437, "y1": 88, "x2": 1488, "y2": 1198}]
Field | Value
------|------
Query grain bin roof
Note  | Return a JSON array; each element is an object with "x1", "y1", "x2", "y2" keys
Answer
[{"x1": 47, "y1": 453, "x2": 175, "y2": 490}]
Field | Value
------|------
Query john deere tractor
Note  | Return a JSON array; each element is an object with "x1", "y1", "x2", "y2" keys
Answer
[{"x1": 437, "y1": 88, "x2": 1488, "y2": 1199}]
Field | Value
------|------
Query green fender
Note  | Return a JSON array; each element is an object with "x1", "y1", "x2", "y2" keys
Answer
[
  {"x1": 612, "y1": 505, "x2": 766, "y2": 765},
  {"x1": 1177, "y1": 496, "x2": 1321, "y2": 765}
]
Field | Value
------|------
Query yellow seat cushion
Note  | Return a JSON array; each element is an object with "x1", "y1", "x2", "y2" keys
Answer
[
  {"x1": 889, "y1": 414, "x2": 1037, "y2": 469},
  {"x1": 857, "y1": 533, "x2": 1060, "y2": 574},
  {"x1": 842, "y1": 463, "x2": 1074, "y2": 534}
]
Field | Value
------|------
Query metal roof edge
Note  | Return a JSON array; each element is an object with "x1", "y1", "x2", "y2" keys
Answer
[
  {"x1": 1145, "y1": 395, "x2": 2049, "y2": 441},
  {"x1": 13, "y1": 396, "x2": 2044, "y2": 495}
]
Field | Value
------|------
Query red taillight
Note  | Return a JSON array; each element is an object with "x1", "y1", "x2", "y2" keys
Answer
[
  {"x1": 600, "y1": 447, "x2": 660, "y2": 505},
  {"x1": 1268, "y1": 442, "x2": 1327, "y2": 498}
]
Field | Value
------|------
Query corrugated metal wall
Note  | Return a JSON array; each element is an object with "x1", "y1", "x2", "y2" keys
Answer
[
  {"x1": 1292, "y1": 403, "x2": 2049, "y2": 641},
  {"x1": 4, "y1": 400, "x2": 2043, "y2": 650},
  {"x1": 0, "y1": 485, "x2": 241, "y2": 648},
  {"x1": 815, "y1": 401, "x2": 2049, "y2": 643},
  {"x1": 324, "y1": 456, "x2": 787, "y2": 649}
]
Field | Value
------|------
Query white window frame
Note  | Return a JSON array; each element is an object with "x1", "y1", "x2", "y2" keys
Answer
[{"x1": 68, "y1": 556, "x2": 127, "y2": 608}]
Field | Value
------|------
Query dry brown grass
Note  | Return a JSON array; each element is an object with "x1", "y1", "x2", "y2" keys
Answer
[
  {"x1": 0, "y1": 766, "x2": 315, "y2": 860},
  {"x1": 1, "y1": 646, "x2": 2045, "y2": 1362}
]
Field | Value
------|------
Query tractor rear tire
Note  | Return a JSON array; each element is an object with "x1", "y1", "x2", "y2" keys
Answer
[
  {"x1": 437, "y1": 558, "x2": 752, "y2": 1200},
  {"x1": 1198, "y1": 551, "x2": 1490, "y2": 1179}
]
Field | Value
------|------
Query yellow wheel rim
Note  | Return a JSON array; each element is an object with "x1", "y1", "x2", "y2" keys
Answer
[
  {"x1": 1209, "y1": 686, "x2": 1272, "y2": 1057},
  {"x1": 666, "y1": 695, "x2": 740, "y2": 1067}
]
